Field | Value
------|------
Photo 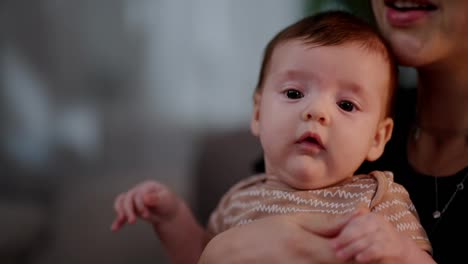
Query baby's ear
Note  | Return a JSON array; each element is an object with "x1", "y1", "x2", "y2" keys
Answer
[
  {"x1": 250, "y1": 92, "x2": 261, "y2": 136},
  {"x1": 366, "y1": 117, "x2": 393, "y2": 161}
]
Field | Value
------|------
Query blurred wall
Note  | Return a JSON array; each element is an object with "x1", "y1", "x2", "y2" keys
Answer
[
  {"x1": 0, "y1": 1, "x2": 303, "y2": 263},
  {"x1": 1, "y1": 0, "x2": 302, "y2": 173}
]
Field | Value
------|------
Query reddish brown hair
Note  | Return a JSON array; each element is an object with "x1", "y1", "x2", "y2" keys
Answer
[{"x1": 255, "y1": 10, "x2": 397, "y2": 117}]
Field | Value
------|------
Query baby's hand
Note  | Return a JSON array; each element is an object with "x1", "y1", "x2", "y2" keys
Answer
[
  {"x1": 111, "y1": 180, "x2": 179, "y2": 232},
  {"x1": 331, "y1": 208, "x2": 409, "y2": 263}
]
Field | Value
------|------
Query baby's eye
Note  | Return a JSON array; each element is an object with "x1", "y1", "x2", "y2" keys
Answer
[
  {"x1": 337, "y1": 100, "x2": 356, "y2": 112},
  {"x1": 284, "y1": 89, "x2": 304, "y2": 99}
]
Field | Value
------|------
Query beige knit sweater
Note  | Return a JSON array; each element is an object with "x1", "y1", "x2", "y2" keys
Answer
[{"x1": 208, "y1": 170, "x2": 432, "y2": 253}]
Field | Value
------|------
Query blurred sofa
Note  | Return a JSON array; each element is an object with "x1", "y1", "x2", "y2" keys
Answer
[
  {"x1": 1, "y1": 128, "x2": 261, "y2": 264},
  {"x1": 0, "y1": 157, "x2": 53, "y2": 264}
]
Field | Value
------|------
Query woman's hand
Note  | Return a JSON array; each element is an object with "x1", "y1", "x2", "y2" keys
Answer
[{"x1": 198, "y1": 212, "x2": 357, "y2": 264}]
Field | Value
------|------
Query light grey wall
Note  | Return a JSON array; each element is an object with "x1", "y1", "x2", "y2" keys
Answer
[
  {"x1": 130, "y1": 0, "x2": 302, "y2": 129},
  {"x1": 0, "y1": 3, "x2": 304, "y2": 263},
  {"x1": 1, "y1": 0, "x2": 303, "y2": 170}
]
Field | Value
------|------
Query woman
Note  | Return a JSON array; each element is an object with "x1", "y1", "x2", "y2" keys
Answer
[
  {"x1": 199, "y1": 1, "x2": 468, "y2": 263},
  {"x1": 360, "y1": 1, "x2": 468, "y2": 263}
]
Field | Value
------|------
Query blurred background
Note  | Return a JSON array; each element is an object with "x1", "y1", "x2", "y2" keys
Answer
[{"x1": 1, "y1": 1, "x2": 414, "y2": 263}]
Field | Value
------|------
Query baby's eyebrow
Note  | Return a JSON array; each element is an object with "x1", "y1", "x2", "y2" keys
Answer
[
  {"x1": 339, "y1": 81, "x2": 365, "y2": 97},
  {"x1": 274, "y1": 69, "x2": 320, "y2": 83}
]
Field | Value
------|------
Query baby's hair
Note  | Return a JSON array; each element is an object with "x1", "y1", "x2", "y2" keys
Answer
[{"x1": 255, "y1": 10, "x2": 397, "y2": 117}]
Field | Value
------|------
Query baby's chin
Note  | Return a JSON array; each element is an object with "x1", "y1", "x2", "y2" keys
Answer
[{"x1": 281, "y1": 168, "x2": 333, "y2": 190}]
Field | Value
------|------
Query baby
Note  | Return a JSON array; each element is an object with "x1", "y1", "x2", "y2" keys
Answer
[{"x1": 111, "y1": 10, "x2": 431, "y2": 264}]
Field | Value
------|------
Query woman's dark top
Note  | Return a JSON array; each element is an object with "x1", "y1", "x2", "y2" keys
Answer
[
  {"x1": 253, "y1": 88, "x2": 467, "y2": 264},
  {"x1": 357, "y1": 88, "x2": 468, "y2": 264}
]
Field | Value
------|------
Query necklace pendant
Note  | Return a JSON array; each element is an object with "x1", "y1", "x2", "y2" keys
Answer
[{"x1": 433, "y1": 210, "x2": 441, "y2": 219}]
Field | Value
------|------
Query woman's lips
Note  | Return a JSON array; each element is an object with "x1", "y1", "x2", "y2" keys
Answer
[
  {"x1": 386, "y1": 8, "x2": 430, "y2": 27},
  {"x1": 384, "y1": 0, "x2": 438, "y2": 27}
]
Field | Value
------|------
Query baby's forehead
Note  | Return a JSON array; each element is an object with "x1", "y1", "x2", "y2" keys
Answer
[
  {"x1": 270, "y1": 40, "x2": 393, "y2": 104},
  {"x1": 275, "y1": 38, "x2": 389, "y2": 60},
  {"x1": 271, "y1": 39, "x2": 391, "y2": 74}
]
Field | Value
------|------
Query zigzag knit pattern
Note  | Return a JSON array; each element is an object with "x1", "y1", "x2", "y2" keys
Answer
[{"x1": 208, "y1": 171, "x2": 432, "y2": 253}]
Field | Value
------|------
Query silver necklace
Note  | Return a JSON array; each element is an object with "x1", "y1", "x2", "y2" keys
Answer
[
  {"x1": 433, "y1": 172, "x2": 468, "y2": 219},
  {"x1": 413, "y1": 125, "x2": 468, "y2": 219}
]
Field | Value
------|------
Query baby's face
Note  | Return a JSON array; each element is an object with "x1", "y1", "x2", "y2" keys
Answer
[{"x1": 251, "y1": 40, "x2": 392, "y2": 189}]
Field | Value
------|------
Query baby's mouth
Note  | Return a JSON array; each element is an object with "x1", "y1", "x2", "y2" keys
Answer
[{"x1": 296, "y1": 132, "x2": 325, "y2": 150}]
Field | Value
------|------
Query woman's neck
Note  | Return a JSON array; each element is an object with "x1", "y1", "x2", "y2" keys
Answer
[
  {"x1": 408, "y1": 62, "x2": 468, "y2": 176},
  {"x1": 416, "y1": 64, "x2": 468, "y2": 134}
]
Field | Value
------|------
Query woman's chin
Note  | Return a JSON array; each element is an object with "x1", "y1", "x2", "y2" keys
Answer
[{"x1": 388, "y1": 33, "x2": 438, "y2": 67}]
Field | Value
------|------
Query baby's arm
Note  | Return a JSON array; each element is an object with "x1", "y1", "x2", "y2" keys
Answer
[{"x1": 111, "y1": 180, "x2": 210, "y2": 264}]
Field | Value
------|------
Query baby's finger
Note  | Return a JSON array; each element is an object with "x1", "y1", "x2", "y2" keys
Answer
[
  {"x1": 113, "y1": 194, "x2": 125, "y2": 215},
  {"x1": 333, "y1": 213, "x2": 374, "y2": 248},
  {"x1": 123, "y1": 191, "x2": 137, "y2": 223},
  {"x1": 354, "y1": 241, "x2": 382, "y2": 263},
  {"x1": 335, "y1": 235, "x2": 370, "y2": 261},
  {"x1": 134, "y1": 191, "x2": 149, "y2": 218},
  {"x1": 110, "y1": 214, "x2": 127, "y2": 231},
  {"x1": 114, "y1": 194, "x2": 130, "y2": 224},
  {"x1": 112, "y1": 194, "x2": 127, "y2": 229}
]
